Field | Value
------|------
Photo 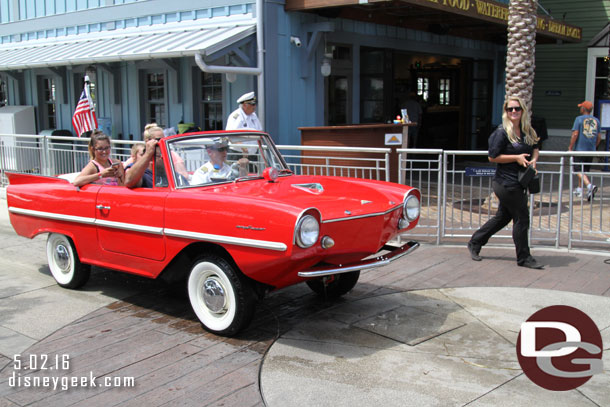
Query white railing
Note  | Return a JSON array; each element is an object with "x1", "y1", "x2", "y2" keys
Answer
[
  {"x1": 2, "y1": 133, "x2": 610, "y2": 251},
  {"x1": 438, "y1": 150, "x2": 610, "y2": 251},
  {"x1": 276, "y1": 144, "x2": 391, "y2": 182}
]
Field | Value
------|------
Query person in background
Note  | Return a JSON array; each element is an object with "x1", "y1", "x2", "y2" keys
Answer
[
  {"x1": 568, "y1": 100, "x2": 601, "y2": 201},
  {"x1": 124, "y1": 138, "x2": 157, "y2": 188},
  {"x1": 124, "y1": 124, "x2": 163, "y2": 188},
  {"x1": 226, "y1": 92, "x2": 262, "y2": 131},
  {"x1": 73, "y1": 130, "x2": 125, "y2": 187},
  {"x1": 467, "y1": 96, "x2": 543, "y2": 269}
]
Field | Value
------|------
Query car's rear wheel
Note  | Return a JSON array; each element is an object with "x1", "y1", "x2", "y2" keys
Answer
[
  {"x1": 187, "y1": 255, "x2": 255, "y2": 336},
  {"x1": 306, "y1": 270, "x2": 360, "y2": 299},
  {"x1": 46, "y1": 233, "x2": 91, "y2": 289}
]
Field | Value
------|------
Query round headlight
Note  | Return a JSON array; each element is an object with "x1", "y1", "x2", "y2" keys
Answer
[
  {"x1": 403, "y1": 194, "x2": 420, "y2": 222},
  {"x1": 296, "y1": 215, "x2": 320, "y2": 248}
]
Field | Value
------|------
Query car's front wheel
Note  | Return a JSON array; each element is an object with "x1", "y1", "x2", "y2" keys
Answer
[
  {"x1": 46, "y1": 233, "x2": 91, "y2": 289},
  {"x1": 306, "y1": 270, "x2": 360, "y2": 299},
  {"x1": 187, "y1": 255, "x2": 255, "y2": 336}
]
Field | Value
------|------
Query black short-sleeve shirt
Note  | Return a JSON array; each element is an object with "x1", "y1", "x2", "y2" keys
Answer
[{"x1": 488, "y1": 125, "x2": 537, "y2": 188}]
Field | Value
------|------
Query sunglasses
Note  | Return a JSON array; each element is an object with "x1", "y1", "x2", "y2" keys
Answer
[
  {"x1": 95, "y1": 146, "x2": 111, "y2": 151},
  {"x1": 210, "y1": 146, "x2": 228, "y2": 152},
  {"x1": 506, "y1": 106, "x2": 522, "y2": 112},
  {"x1": 244, "y1": 102, "x2": 257, "y2": 106}
]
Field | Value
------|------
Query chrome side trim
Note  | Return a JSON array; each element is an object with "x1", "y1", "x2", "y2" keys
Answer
[
  {"x1": 95, "y1": 219, "x2": 164, "y2": 235},
  {"x1": 10, "y1": 206, "x2": 287, "y2": 252},
  {"x1": 298, "y1": 241, "x2": 419, "y2": 278},
  {"x1": 8, "y1": 207, "x2": 96, "y2": 225},
  {"x1": 321, "y1": 204, "x2": 402, "y2": 223},
  {"x1": 164, "y1": 228, "x2": 288, "y2": 252}
]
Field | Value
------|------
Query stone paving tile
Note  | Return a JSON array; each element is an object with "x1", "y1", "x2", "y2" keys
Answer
[{"x1": 1, "y1": 244, "x2": 609, "y2": 406}]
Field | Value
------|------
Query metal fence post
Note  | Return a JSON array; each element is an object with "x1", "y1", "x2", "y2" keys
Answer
[
  {"x1": 441, "y1": 151, "x2": 448, "y2": 242},
  {"x1": 41, "y1": 135, "x2": 51, "y2": 176},
  {"x1": 555, "y1": 156, "x2": 564, "y2": 249},
  {"x1": 568, "y1": 157, "x2": 574, "y2": 250},
  {"x1": 436, "y1": 151, "x2": 443, "y2": 245},
  {"x1": 385, "y1": 152, "x2": 390, "y2": 182}
]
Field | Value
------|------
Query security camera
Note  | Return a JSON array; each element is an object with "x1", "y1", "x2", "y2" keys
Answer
[{"x1": 290, "y1": 36, "x2": 302, "y2": 48}]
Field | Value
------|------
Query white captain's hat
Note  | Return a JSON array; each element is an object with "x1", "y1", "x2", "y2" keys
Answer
[{"x1": 236, "y1": 92, "x2": 256, "y2": 104}]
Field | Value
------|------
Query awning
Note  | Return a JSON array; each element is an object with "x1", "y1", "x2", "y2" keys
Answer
[
  {"x1": 0, "y1": 15, "x2": 256, "y2": 71},
  {"x1": 284, "y1": 0, "x2": 582, "y2": 44}
]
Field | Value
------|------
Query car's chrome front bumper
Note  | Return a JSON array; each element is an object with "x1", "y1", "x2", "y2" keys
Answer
[{"x1": 297, "y1": 240, "x2": 420, "y2": 278}]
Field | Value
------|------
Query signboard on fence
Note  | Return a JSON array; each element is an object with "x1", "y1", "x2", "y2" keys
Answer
[
  {"x1": 385, "y1": 133, "x2": 402, "y2": 145},
  {"x1": 465, "y1": 167, "x2": 496, "y2": 177}
]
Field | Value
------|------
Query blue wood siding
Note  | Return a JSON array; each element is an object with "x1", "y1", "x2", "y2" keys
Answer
[
  {"x1": 534, "y1": 0, "x2": 610, "y2": 129},
  {"x1": 265, "y1": 9, "x2": 504, "y2": 146}
]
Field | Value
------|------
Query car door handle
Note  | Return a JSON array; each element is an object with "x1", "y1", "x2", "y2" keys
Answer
[{"x1": 96, "y1": 205, "x2": 111, "y2": 210}]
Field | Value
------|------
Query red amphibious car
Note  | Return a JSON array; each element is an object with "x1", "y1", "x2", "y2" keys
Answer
[{"x1": 6, "y1": 131, "x2": 420, "y2": 335}]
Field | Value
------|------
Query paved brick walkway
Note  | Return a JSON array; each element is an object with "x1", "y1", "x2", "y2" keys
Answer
[{"x1": 1, "y1": 244, "x2": 609, "y2": 406}]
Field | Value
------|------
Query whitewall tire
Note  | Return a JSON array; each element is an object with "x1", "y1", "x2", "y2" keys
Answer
[
  {"x1": 46, "y1": 233, "x2": 91, "y2": 289},
  {"x1": 187, "y1": 255, "x2": 255, "y2": 336}
]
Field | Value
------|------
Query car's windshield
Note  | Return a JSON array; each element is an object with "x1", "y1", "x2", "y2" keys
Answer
[{"x1": 167, "y1": 133, "x2": 288, "y2": 187}]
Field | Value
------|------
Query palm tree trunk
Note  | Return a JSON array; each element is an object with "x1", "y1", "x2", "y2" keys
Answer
[{"x1": 505, "y1": 0, "x2": 538, "y2": 111}]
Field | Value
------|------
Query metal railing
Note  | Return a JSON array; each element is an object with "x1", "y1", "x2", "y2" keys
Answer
[
  {"x1": 422, "y1": 150, "x2": 610, "y2": 251},
  {"x1": 276, "y1": 145, "x2": 391, "y2": 181},
  {"x1": 1, "y1": 133, "x2": 609, "y2": 251}
]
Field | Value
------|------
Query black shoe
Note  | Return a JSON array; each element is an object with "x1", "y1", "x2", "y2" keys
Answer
[
  {"x1": 467, "y1": 241, "x2": 482, "y2": 261},
  {"x1": 518, "y1": 257, "x2": 544, "y2": 269},
  {"x1": 587, "y1": 185, "x2": 598, "y2": 202}
]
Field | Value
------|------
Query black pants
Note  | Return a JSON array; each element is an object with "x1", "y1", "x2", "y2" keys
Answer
[{"x1": 470, "y1": 180, "x2": 531, "y2": 264}]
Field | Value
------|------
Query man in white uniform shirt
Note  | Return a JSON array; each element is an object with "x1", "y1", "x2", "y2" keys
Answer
[
  {"x1": 225, "y1": 92, "x2": 262, "y2": 131},
  {"x1": 190, "y1": 137, "x2": 248, "y2": 184}
]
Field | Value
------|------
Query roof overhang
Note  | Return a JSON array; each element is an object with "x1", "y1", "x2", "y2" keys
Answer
[
  {"x1": 0, "y1": 15, "x2": 256, "y2": 71},
  {"x1": 285, "y1": 0, "x2": 582, "y2": 45}
]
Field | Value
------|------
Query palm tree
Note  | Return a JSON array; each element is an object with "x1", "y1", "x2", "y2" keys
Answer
[{"x1": 505, "y1": 0, "x2": 538, "y2": 111}]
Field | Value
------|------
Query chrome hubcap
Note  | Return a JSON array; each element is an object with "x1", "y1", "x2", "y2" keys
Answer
[
  {"x1": 202, "y1": 277, "x2": 226, "y2": 313},
  {"x1": 54, "y1": 244, "x2": 70, "y2": 273}
]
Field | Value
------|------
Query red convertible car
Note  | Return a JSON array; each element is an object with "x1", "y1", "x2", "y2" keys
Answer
[{"x1": 6, "y1": 131, "x2": 420, "y2": 335}]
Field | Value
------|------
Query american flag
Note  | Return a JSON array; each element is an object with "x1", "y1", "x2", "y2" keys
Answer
[{"x1": 72, "y1": 78, "x2": 97, "y2": 137}]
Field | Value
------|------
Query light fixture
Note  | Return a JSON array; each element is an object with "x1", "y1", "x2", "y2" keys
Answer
[
  {"x1": 225, "y1": 72, "x2": 237, "y2": 83},
  {"x1": 85, "y1": 65, "x2": 96, "y2": 84},
  {"x1": 320, "y1": 59, "x2": 331, "y2": 77}
]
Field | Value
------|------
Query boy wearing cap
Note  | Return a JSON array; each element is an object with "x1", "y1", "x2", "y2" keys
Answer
[
  {"x1": 226, "y1": 92, "x2": 262, "y2": 131},
  {"x1": 569, "y1": 101, "x2": 601, "y2": 201}
]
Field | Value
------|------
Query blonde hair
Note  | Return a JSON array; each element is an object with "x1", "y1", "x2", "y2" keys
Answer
[
  {"x1": 502, "y1": 96, "x2": 539, "y2": 146},
  {"x1": 143, "y1": 123, "x2": 164, "y2": 141},
  {"x1": 87, "y1": 130, "x2": 111, "y2": 159},
  {"x1": 130, "y1": 142, "x2": 144, "y2": 157}
]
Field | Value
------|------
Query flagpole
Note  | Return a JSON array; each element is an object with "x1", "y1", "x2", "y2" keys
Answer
[{"x1": 83, "y1": 75, "x2": 97, "y2": 131}]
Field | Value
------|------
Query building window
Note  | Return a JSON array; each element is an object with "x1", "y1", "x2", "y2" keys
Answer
[
  {"x1": 360, "y1": 48, "x2": 385, "y2": 123},
  {"x1": 0, "y1": 79, "x2": 6, "y2": 107},
  {"x1": 439, "y1": 78, "x2": 451, "y2": 105},
  {"x1": 40, "y1": 77, "x2": 57, "y2": 129},
  {"x1": 417, "y1": 77, "x2": 429, "y2": 102},
  {"x1": 200, "y1": 72, "x2": 223, "y2": 130},
  {"x1": 594, "y1": 56, "x2": 609, "y2": 114},
  {"x1": 145, "y1": 72, "x2": 166, "y2": 127},
  {"x1": 325, "y1": 44, "x2": 352, "y2": 126}
]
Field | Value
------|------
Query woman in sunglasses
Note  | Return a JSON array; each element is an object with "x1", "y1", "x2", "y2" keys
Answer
[
  {"x1": 73, "y1": 130, "x2": 125, "y2": 187},
  {"x1": 467, "y1": 96, "x2": 543, "y2": 269}
]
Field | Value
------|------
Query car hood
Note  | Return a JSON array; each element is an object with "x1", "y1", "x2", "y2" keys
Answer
[{"x1": 188, "y1": 175, "x2": 412, "y2": 221}]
